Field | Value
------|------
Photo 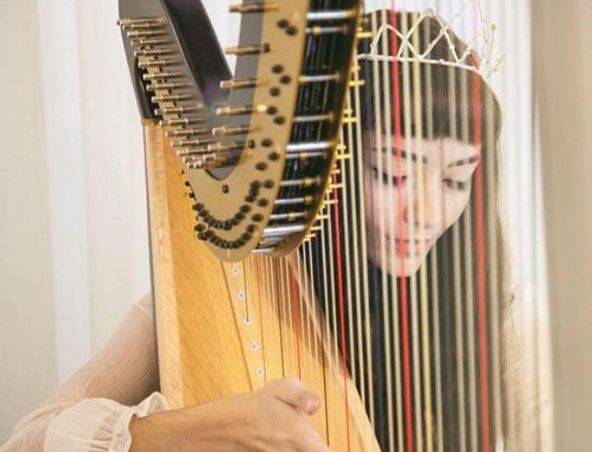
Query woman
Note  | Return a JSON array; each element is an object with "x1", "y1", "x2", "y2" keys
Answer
[
  {"x1": 2, "y1": 8, "x2": 516, "y2": 452},
  {"x1": 307, "y1": 8, "x2": 509, "y2": 452}
]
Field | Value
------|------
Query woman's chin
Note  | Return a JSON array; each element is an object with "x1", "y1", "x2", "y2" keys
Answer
[{"x1": 369, "y1": 250, "x2": 428, "y2": 277}]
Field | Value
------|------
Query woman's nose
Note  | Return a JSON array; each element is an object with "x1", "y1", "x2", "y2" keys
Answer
[{"x1": 405, "y1": 174, "x2": 439, "y2": 230}]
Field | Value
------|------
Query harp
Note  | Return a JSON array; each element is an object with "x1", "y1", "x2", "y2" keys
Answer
[{"x1": 118, "y1": 1, "x2": 550, "y2": 452}]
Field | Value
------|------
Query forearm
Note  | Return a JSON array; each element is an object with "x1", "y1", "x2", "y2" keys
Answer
[{"x1": 129, "y1": 404, "x2": 238, "y2": 452}]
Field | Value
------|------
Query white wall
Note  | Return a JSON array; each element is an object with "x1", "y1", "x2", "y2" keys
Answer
[
  {"x1": 0, "y1": 0, "x2": 237, "y2": 442},
  {"x1": 0, "y1": 0, "x2": 57, "y2": 443}
]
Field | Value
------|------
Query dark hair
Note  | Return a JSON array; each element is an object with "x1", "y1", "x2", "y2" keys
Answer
[
  {"x1": 358, "y1": 10, "x2": 508, "y2": 452},
  {"x1": 360, "y1": 10, "x2": 502, "y2": 144}
]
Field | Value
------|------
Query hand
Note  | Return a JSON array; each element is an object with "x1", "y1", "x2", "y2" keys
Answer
[{"x1": 130, "y1": 378, "x2": 331, "y2": 452}]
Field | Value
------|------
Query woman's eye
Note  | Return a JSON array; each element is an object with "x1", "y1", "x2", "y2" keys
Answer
[
  {"x1": 372, "y1": 167, "x2": 407, "y2": 186},
  {"x1": 443, "y1": 178, "x2": 469, "y2": 191}
]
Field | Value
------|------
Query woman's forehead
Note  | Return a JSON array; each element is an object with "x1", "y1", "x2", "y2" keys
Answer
[{"x1": 372, "y1": 135, "x2": 481, "y2": 163}]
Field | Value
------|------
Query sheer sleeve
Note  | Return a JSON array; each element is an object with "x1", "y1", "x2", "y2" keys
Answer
[{"x1": 0, "y1": 295, "x2": 168, "y2": 452}]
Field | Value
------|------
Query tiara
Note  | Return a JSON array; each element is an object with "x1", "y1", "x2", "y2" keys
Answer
[{"x1": 357, "y1": 0, "x2": 505, "y2": 80}]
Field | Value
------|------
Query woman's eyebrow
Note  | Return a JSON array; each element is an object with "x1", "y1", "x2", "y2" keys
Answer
[
  {"x1": 447, "y1": 155, "x2": 481, "y2": 167},
  {"x1": 374, "y1": 147, "x2": 428, "y2": 165}
]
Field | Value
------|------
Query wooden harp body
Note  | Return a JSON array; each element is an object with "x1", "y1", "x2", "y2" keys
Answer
[{"x1": 144, "y1": 121, "x2": 378, "y2": 452}]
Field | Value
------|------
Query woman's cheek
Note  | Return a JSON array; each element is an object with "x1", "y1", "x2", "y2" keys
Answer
[{"x1": 445, "y1": 191, "x2": 472, "y2": 229}]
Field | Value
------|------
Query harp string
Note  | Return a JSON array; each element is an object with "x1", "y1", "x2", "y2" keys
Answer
[
  {"x1": 306, "y1": 240, "x2": 320, "y2": 381},
  {"x1": 297, "y1": 241, "x2": 309, "y2": 379},
  {"x1": 344, "y1": 82, "x2": 367, "y2": 410},
  {"x1": 368, "y1": 9, "x2": 391, "y2": 447},
  {"x1": 337, "y1": 126, "x2": 357, "y2": 391},
  {"x1": 291, "y1": 253, "x2": 304, "y2": 379},
  {"x1": 448, "y1": 51, "x2": 468, "y2": 452},
  {"x1": 376, "y1": 6, "x2": 397, "y2": 452},
  {"x1": 422, "y1": 11, "x2": 445, "y2": 452},
  {"x1": 257, "y1": 257, "x2": 268, "y2": 384},
  {"x1": 470, "y1": 4, "x2": 491, "y2": 451},
  {"x1": 460, "y1": 60, "x2": 479, "y2": 452},
  {"x1": 405, "y1": 6, "x2": 435, "y2": 452},
  {"x1": 352, "y1": 41, "x2": 377, "y2": 429},
  {"x1": 392, "y1": 6, "x2": 417, "y2": 452}
]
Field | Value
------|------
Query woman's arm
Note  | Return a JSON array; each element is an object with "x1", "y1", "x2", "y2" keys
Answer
[
  {"x1": 129, "y1": 378, "x2": 329, "y2": 452},
  {"x1": 1, "y1": 294, "x2": 162, "y2": 452},
  {"x1": 2, "y1": 295, "x2": 330, "y2": 452}
]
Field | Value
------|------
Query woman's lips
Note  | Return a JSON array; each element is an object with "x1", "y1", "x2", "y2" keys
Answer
[{"x1": 393, "y1": 238, "x2": 432, "y2": 255}]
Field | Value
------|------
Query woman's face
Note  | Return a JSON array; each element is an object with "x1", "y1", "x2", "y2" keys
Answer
[{"x1": 364, "y1": 134, "x2": 481, "y2": 277}]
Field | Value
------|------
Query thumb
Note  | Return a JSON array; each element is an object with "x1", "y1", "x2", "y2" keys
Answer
[{"x1": 271, "y1": 378, "x2": 320, "y2": 415}]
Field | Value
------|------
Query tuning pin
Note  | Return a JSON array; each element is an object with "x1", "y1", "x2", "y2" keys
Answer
[
  {"x1": 286, "y1": 141, "x2": 334, "y2": 153},
  {"x1": 212, "y1": 125, "x2": 256, "y2": 137},
  {"x1": 135, "y1": 48, "x2": 176, "y2": 58},
  {"x1": 151, "y1": 93, "x2": 194, "y2": 103},
  {"x1": 357, "y1": 30, "x2": 374, "y2": 39},
  {"x1": 130, "y1": 37, "x2": 170, "y2": 48},
  {"x1": 155, "y1": 105, "x2": 203, "y2": 115},
  {"x1": 165, "y1": 127, "x2": 209, "y2": 137},
  {"x1": 143, "y1": 71, "x2": 185, "y2": 81},
  {"x1": 298, "y1": 73, "x2": 341, "y2": 84},
  {"x1": 275, "y1": 196, "x2": 314, "y2": 207},
  {"x1": 147, "y1": 82, "x2": 191, "y2": 93},
  {"x1": 207, "y1": 141, "x2": 245, "y2": 153},
  {"x1": 118, "y1": 18, "x2": 165, "y2": 30},
  {"x1": 163, "y1": 117, "x2": 205, "y2": 127},
  {"x1": 306, "y1": 10, "x2": 357, "y2": 21},
  {"x1": 126, "y1": 29, "x2": 168, "y2": 38},
  {"x1": 220, "y1": 78, "x2": 261, "y2": 90},
  {"x1": 229, "y1": 3, "x2": 279, "y2": 13},
  {"x1": 270, "y1": 211, "x2": 308, "y2": 222},
  {"x1": 348, "y1": 79, "x2": 365, "y2": 88},
  {"x1": 293, "y1": 113, "x2": 334, "y2": 124},
  {"x1": 138, "y1": 59, "x2": 181, "y2": 69},
  {"x1": 306, "y1": 25, "x2": 349, "y2": 36},
  {"x1": 172, "y1": 137, "x2": 215, "y2": 148},
  {"x1": 225, "y1": 44, "x2": 270, "y2": 55},
  {"x1": 263, "y1": 224, "x2": 307, "y2": 238},
  {"x1": 279, "y1": 177, "x2": 321, "y2": 188},
  {"x1": 216, "y1": 105, "x2": 267, "y2": 116}
]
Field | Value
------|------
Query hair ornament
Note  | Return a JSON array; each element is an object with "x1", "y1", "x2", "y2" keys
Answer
[{"x1": 358, "y1": 0, "x2": 505, "y2": 80}]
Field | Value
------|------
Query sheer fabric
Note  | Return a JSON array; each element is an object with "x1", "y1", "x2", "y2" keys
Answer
[{"x1": 0, "y1": 295, "x2": 167, "y2": 452}]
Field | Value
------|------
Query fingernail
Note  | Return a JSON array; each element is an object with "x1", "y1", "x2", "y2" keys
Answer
[{"x1": 305, "y1": 397, "x2": 320, "y2": 413}]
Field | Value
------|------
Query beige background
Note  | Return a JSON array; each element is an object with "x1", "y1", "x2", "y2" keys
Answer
[
  {"x1": 0, "y1": 0, "x2": 237, "y2": 443},
  {"x1": 0, "y1": 0, "x2": 57, "y2": 441}
]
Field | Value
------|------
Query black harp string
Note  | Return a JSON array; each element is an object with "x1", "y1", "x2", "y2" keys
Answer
[
  {"x1": 338, "y1": 125, "x2": 358, "y2": 392},
  {"x1": 353, "y1": 40, "x2": 376, "y2": 432},
  {"x1": 460, "y1": 52, "x2": 479, "y2": 452},
  {"x1": 367, "y1": 10, "x2": 391, "y2": 449},
  {"x1": 410, "y1": 9, "x2": 436, "y2": 452},
  {"x1": 381, "y1": 6, "x2": 408, "y2": 452},
  {"x1": 422, "y1": 8, "x2": 446, "y2": 452},
  {"x1": 378, "y1": 6, "x2": 398, "y2": 452},
  {"x1": 345, "y1": 74, "x2": 368, "y2": 412}
]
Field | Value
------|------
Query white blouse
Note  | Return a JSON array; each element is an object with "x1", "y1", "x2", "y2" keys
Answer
[{"x1": 0, "y1": 295, "x2": 168, "y2": 452}]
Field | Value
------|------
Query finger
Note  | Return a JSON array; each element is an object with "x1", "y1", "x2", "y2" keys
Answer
[
  {"x1": 295, "y1": 424, "x2": 331, "y2": 452},
  {"x1": 271, "y1": 377, "x2": 320, "y2": 415}
]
